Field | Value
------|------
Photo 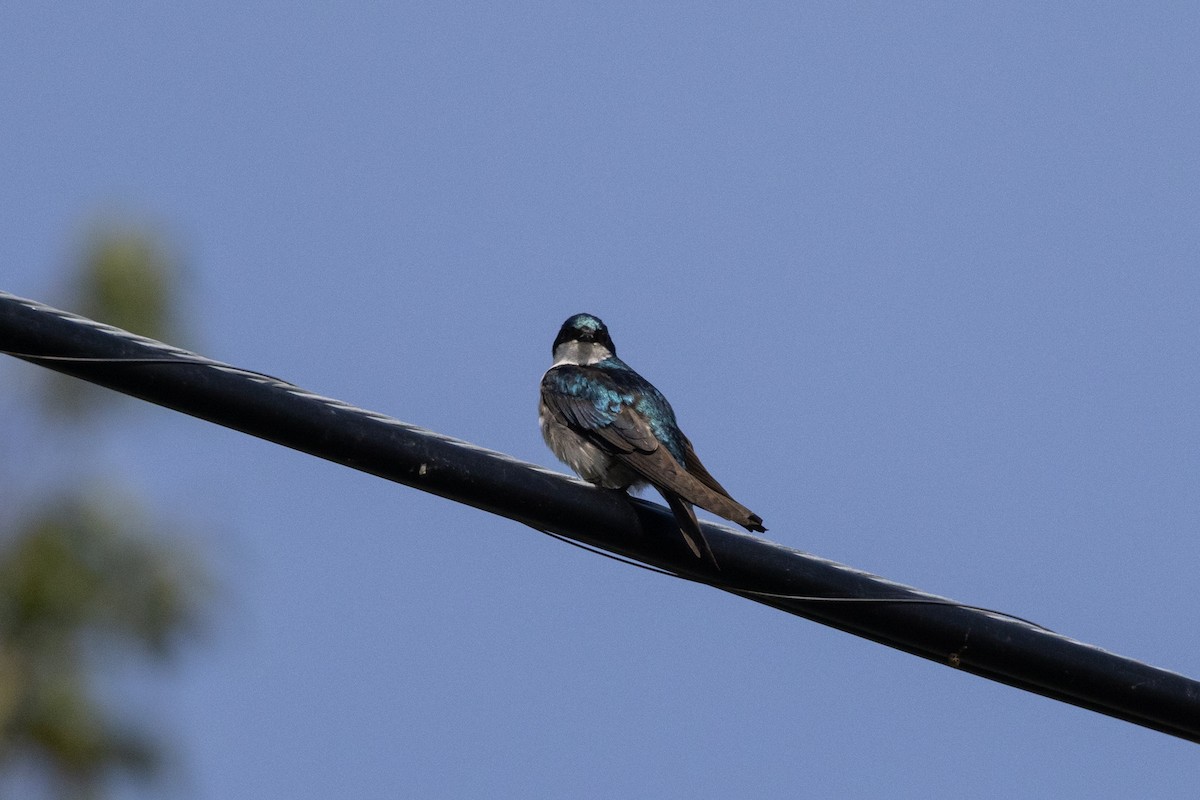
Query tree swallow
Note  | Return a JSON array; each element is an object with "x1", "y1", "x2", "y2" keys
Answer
[{"x1": 539, "y1": 313, "x2": 766, "y2": 568}]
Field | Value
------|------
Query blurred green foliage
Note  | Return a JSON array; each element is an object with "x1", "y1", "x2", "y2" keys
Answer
[
  {"x1": 0, "y1": 225, "x2": 205, "y2": 799},
  {"x1": 45, "y1": 226, "x2": 183, "y2": 419},
  {"x1": 76, "y1": 229, "x2": 179, "y2": 344}
]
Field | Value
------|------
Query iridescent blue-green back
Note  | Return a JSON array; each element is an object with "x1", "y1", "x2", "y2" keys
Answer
[{"x1": 579, "y1": 356, "x2": 686, "y2": 463}]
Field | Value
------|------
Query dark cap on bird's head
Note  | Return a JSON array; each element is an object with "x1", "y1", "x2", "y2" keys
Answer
[{"x1": 553, "y1": 313, "x2": 615, "y2": 355}]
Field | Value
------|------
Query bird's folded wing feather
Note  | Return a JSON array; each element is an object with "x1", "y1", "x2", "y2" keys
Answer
[{"x1": 542, "y1": 366, "x2": 763, "y2": 530}]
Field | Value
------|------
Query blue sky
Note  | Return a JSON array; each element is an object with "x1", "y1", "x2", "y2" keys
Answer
[{"x1": 3, "y1": 3, "x2": 1199, "y2": 797}]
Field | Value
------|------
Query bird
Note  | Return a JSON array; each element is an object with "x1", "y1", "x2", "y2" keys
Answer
[{"x1": 539, "y1": 312, "x2": 765, "y2": 568}]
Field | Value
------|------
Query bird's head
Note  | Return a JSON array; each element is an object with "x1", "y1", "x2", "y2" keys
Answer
[{"x1": 552, "y1": 313, "x2": 616, "y2": 364}]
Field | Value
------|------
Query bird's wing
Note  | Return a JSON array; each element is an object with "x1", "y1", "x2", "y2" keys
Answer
[
  {"x1": 678, "y1": 433, "x2": 766, "y2": 533},
  {"x1": 541, "y1": 366, "x2": 656, "y2": 452},
  {"x1": 542, "y1": 365, "x2": 766, "y2": 533},
  {"x1": 678, "y1": 435, "x2": 733, "y2": 497},
  {"x1": 543, "y1": 367, "x2": 689, "y2": 471}
]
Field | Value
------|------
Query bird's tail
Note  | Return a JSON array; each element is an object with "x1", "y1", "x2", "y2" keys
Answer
[{"x1": 664, "y1": 493, "x2": 719, "y2": 570}]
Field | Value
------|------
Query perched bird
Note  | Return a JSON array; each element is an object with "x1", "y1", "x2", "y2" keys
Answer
[{"x1": 539, "y1": 313, "x2": 765, "y2": 568}]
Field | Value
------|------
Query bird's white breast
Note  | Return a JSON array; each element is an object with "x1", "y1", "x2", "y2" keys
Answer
[{"x1": 551, "y1": 341, "x2": 612, "y2": 367}]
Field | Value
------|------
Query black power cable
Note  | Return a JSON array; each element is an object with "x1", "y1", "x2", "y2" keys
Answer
[{"x1": 1, "y1": 289, "x2": 1197, "y2": 744}]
